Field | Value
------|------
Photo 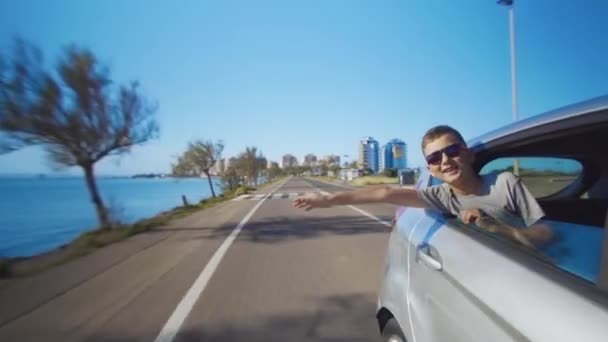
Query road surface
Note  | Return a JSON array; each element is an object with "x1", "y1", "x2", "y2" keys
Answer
[{"x1": 0, "y1": 177, "x2": 398, "y2": 342}]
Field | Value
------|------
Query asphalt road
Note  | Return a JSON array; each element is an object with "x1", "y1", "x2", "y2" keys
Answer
[{"x1": 0, "y1": 176, "x2": 399, "y2": 342}]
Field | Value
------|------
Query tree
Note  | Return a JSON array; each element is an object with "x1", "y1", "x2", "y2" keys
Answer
[
  {"x1": 182, "y1": 140, "x2": 224, "y2": 198},
  {"x1": 237, "y1": 146, "x2": 263, "y2": 186},
  {"x1": 268, "y1": 162, "x2": 281, "y2": 180},
  {"x1": 221, "y1": 165, "x2": 240, "y2": 191},
  {"x1": 329, "y1": 164, "x2": 341, "y2": 174},
  {"x1": 381, "y1": 168, "x2": 398, "y2": 177},
  {"x1": 283, "y1": 166, "x2": 295, "y2": 176},
  {"x1": 0, "y1": 39, "x2": 158, "y2": 229},
  {"x1": 171, "y1": 154, "x2": 194, "y2": 177},
  {"x1": 319, "y1": 163, "x2": 329, "y2": 176},
  {"x1": 257, "y1": 156, "x2": 267, "y2": 179}
]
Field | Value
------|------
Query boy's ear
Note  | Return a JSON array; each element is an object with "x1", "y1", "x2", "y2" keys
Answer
[{"x1": 464, "y1": 147, "x2": 475, "y2": 163}]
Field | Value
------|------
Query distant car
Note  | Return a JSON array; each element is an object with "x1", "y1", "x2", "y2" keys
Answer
[{"x1": 376, "y1": 95, "x2": 608, "y2": 342}]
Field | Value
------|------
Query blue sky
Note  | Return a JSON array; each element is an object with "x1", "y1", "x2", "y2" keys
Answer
[{"x1": 1, "y1": 0, "x2": 607, "y2": 175}]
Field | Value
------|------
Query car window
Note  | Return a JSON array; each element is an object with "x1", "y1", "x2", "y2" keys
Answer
[
  {"x1": 480, "y1": 157, "x2": 582, "y2": 198},
  {"x1": 475, "y1": 157, "x2": 607, "y2": 288},
  {"x1": 429, "y1": 176, "x2": 443, "y2": 186},
  {"x1": 422, "y1": 154, "x2": 606, "y2": 288}
]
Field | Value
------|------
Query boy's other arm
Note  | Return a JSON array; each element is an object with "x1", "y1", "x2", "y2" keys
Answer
[
  {"x1": 293, "y1": 186, "x2": 430, "y2": 211},
  {"x1": 468, "y1": 212, "x2": 554, "y2": 248}
]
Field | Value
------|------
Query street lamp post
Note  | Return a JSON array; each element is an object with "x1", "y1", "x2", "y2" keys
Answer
[{"x1": 498, "y1": 0, "x2": 520, "y2": 175}]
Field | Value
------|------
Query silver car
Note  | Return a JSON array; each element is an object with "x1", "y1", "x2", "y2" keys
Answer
[{"x1": 377, "y1": 95, "x2": 608, "y2": 342}]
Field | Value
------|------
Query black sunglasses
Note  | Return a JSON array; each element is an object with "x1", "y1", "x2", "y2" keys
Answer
[{"x1": 425, "y1": 143, "x2": 464, "y2": 165}]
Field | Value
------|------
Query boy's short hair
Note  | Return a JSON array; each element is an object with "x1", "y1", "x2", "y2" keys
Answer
[{"x1": 421, "y1": 125, "x2": 467, "y2": 152}]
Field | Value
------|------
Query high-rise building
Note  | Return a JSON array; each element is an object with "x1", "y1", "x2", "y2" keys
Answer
[
  {"x1": 358, "y1": 137, "x2": 380, "y2": 173},
  {"x1": 303, "y1": 154, "x2": 318, "y2": 167},
  {"x1": 382, "y1": 139, "x2": 408, "y2": 170},
  {"x1": 323, "y1": 154, "x2": 341, "y2": 166},
  {"x1": 282, "y1": 154, "x2": 298, "y2": 168}
]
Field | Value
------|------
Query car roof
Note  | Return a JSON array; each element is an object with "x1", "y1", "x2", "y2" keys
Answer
[{"x1": 467, "y1": 94, "x2": 608, "y2": 149}]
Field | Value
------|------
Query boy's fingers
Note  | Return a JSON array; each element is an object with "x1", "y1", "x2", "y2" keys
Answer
[
  {"x1": 460, "y1": 211, "x2": 470, "y2": 223},
  {"x1": 468, "y1": 213, "x2": 477, "y2": 224}
]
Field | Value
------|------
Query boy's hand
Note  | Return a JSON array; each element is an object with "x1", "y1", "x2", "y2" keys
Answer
[
  {"x1": 293, "y1": 193, "x2": 331, "y2": 211},
  {"x1": 461, "y1": 208, "x2": 538, "y2": 249},
  {"x1": 460, "y1": 209, "x2": 482, "y2": 224},
  {"x1": 461, "y1": 209, "x2": 498, "y2": 233}
]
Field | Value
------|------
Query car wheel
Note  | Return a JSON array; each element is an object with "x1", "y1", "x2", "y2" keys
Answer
[{"x1": 382, "y1": 317, "x2": 406, "y2": 342}]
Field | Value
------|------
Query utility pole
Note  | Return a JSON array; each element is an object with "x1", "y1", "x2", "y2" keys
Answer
[{"x1": 498, "y1": 0, "x2": 520, "y2": 175}]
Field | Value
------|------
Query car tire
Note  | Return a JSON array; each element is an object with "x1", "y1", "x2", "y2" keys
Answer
[{"x1": 382, "y1": 317, "x2": 406, "y2": 342}]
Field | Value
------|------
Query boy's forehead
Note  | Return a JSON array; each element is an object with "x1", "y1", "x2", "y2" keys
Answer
[{"x1": 423, "y1": 133, "x2": 461, "y2": 153}]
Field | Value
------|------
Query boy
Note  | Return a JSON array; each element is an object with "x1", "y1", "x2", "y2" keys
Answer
[{"x1": 293, "y1": 125, "x2": 553, "y2": 248}]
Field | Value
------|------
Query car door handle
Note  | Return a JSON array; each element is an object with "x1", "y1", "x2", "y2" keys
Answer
[{"x1": 416, "y1": 244, "x2": 443, "y2": 271}]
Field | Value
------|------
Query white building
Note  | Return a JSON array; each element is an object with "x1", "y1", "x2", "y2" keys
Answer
[{"x1": 340, "y1": 168, "x2": 362, "y2": 181}]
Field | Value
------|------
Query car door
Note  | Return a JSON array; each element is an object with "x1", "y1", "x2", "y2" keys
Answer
[
  {"x1": 407, "y1": 168, "x2": 608, "y2": 342},
  {"x1": 407, "y1": 208, "x2": 522, "y2": 342}
]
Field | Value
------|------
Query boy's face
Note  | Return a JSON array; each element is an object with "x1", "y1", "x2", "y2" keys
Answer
[{"x1": 423, "y1": 133, "x2": 475, "y2": 185}]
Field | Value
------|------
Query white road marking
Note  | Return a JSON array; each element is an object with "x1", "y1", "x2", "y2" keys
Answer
[
  {"x1": 154, "y1": 178, "x2": 290, "y2": 342},
  {"x1": 231, "y1": 192, "x2": 332, "y2": 201},
  {"x1": 315, "y1": 188, "x2": 392, "y2": 227},
  {"x1": 308, "y1": 178, "x2": 353, "y2": 189},
  {"x1": 346, "y1": 205, "x2": 392, "y2": 227}
]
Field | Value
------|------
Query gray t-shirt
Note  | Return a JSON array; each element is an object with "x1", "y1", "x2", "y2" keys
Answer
[{"x1": 418, "y1": 171, "x2": 545, "y2": 228}]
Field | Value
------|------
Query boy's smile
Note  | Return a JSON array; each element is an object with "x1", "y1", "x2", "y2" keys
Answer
[{"x1": 424, "y1": 134, "x2": 473, "y2": 186}]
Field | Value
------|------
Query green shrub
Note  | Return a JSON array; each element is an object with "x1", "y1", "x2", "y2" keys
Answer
[{"x1": 234, "y1": 185, "x2": 249, "y2": 196}]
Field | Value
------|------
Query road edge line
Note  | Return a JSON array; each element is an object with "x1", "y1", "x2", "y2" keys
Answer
[{"x1": 153, "y1": 177, "x2": 290, "y2": 342}]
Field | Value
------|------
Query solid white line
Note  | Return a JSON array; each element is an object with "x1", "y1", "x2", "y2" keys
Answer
[
  {"x1": 308, "y1": 177, "x2": 353, "y2": 189},
  {"x1": 154, "y1": 178, "x2": 289, "y2": 342},
  {"x1": 346, "y1": 205, "x2": 392, "y2": 227},
  {"x1": 314, "y1": 188, "x2": 392, "y2": 227},
  {"x1": 253, "y1": 194, "x2": 266, "y2": 200}
]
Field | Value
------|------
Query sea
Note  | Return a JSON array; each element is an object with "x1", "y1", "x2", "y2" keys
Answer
[{"x1": 0, "y1": 175, "x2": 222, "y2": 258}]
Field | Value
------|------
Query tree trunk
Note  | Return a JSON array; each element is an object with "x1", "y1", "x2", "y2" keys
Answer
[
  {"x1": 82, "y1": 163, "x2": 110, "y2": 229},
  {"x1": 204, "y1": 170, "x2": 216, "y2": 197}
]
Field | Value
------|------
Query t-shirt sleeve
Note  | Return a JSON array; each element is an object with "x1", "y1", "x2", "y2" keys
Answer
[
  {"x1": 505, "y1": 173, "x2": 546, "y2": 227},
  {"x1": 417, "y1": 185, "x2": 453, "y2": 215}
]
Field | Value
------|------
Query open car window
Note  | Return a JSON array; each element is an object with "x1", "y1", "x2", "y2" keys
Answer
[
  {"x1": 474, "y1": 156, "x2": 606, "y2": 289},
  {"x1": 480, "y1": 157, "x2": 583, "y2": 198}
]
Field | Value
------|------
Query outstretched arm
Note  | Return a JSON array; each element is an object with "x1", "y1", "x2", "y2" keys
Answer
[{"x1": 293, "y1": 186, "x2": 429, "y2": 211}]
